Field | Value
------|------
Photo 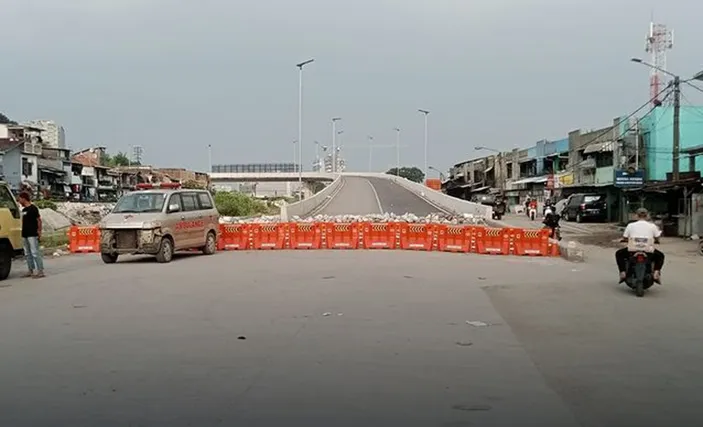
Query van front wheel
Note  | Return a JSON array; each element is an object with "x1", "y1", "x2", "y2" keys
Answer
[
  {"x1": 0, "y1": 244, "x2": 13, "y2": 281},
  {"x1": 155, "y1": 237, "x2": 174, "y2": 263},
  {"x1": 101, "y1": 253, "x2": 118, "y2": 264}
]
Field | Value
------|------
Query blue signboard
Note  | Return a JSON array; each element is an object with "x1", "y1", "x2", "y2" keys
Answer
[{"x1": 614, "y1": 169, "x2": 645, "y2": 188}]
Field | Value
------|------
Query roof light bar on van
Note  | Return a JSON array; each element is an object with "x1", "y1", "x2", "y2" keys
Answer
[{"x1": 135, "y1": 182, "x2": 181, "y2": 190}]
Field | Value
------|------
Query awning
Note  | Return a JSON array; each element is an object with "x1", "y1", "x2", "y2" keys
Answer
[
  {"x1": 512, "y1": 175, "x2": 548, "y2": 185},
  {"x1": 471, "y1": 185, "x2": 490, "y2": 193},
  {"x1": 518, "y1": 157, "x2": 535, "y2": 164},
  {"x1": 583, "y1": 141, "x2": 614, "y2": 154},
  {"x1": 484, "y1": 166, "x2": 494, "y2": 173}
]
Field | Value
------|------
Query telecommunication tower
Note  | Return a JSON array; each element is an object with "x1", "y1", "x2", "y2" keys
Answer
[
  {"x1": 132, "y1": 145, "x2": 144, "y2": 164},
  {"x1": 645, "y1": 21, "x2": 673, "y2": 106}
]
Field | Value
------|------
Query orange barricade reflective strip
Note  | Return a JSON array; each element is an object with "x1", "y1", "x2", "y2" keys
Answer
[
  {"x1": 399, "y1": 223, "x2": 436, "y2": 251},
  {"x1": 288, "y1": 223, "x2": 322, "y2": 249},
  {"x1": 69, "y1": 225, "x2": 100, "y2": 253},
  {"x1": 250, "y1": 223, "x2": 286, "y2": 250},
  {"x1": 512, "y1": 228, "x2": 550, "y2": 256},
  {"x1": 217, "y1": 224, "x2": 250, "y2": 250},
  {"x1": 322, "y1": 222, "x2": 360, "y2": 249},
  {"x1": 437, "y1": 224, "x2": 473, "y2": 253},
  {"x1": 361, "y1": 222, "x2": 397, "y2": 249},
  {"x1": 475, "y1": 227, "x2": 509, "y2": 255}
]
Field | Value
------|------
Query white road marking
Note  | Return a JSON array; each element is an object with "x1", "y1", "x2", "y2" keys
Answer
[{"x1": 366, "y1": 179, "x2": 384, "y2": 213}]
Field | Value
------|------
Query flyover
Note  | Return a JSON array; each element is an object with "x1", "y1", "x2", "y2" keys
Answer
[{"x1": 210, "y1": 171, "x2": 336, "y2": 182}]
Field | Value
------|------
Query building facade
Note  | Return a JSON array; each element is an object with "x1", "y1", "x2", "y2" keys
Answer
[{"x1": 24, "y1": 120, "x2": 66, "y2": 149}]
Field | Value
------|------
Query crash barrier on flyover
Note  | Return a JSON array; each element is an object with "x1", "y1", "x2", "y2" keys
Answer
[
  {"x1": 280, "y1": 174, "x2": 343, "y2": 221},
  {"x1": 67, "y1": 223, "x2": 560, "y2": 256}
]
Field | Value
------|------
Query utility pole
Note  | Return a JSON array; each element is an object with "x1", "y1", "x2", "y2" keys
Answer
[
  {"x1": 296, "y1": 58, "x2": 314, "y2": 201},
  {"x1": 207, "y1": 144, "x2": 212, "y2": 173},
  {"x1": 393, "y1": 127, "x2": 401, "y2": 176},
  {"x1": 367, "y1": 136, "x2": 374, "y2": 172},
  {"x1": 418, "y1": 109, "x2": 430, "y2": 180},
  {"x1": 672, "y1": 75, "x2": 681, "y2": 181}
]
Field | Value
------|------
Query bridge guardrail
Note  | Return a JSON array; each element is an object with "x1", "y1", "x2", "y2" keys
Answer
[
  {"x1": 344, "y1": 173, "x2": 492, "y2": 220},
  {"x1": 280, "y1": 174, "x2": 343, "y2": 220}
]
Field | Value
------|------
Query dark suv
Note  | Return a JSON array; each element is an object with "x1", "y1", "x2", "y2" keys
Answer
[{"x1": 563, "y1": 193, "x2": 607, "y2": 223}]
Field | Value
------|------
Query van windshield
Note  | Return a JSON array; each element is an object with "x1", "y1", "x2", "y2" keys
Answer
[{"x1": 113, "y1": 193, "x2": 167, "y2": 213}]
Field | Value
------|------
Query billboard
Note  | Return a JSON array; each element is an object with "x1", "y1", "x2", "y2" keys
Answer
[{"x1": 614, "y1": 168, "x2": 644, "y2": 188}]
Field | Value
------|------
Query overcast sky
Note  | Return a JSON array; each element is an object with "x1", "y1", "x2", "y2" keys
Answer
[{"x1": 2, "y1": 0, "x2": 702, "y2": 173}]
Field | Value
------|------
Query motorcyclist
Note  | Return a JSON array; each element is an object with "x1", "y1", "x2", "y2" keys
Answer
[
  {"x1": 543, "y1": 205, "x2": 560, "y2": 238},
  {"x1": 615, "y1": 208, "x2": 665, "y2": 283}
]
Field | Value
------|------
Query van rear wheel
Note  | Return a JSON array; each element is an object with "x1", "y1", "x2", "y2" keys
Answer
[{"x1": 202, "y1": 231, "x2": 217, "y2": 255}]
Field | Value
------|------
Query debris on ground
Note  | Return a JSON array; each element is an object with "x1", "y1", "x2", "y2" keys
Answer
[
  {"x1": 39, "y1": 208, "x2": 72, "y2": 233},
  {"x1": 466, "y1": 320, "x2": 490, "y2": 327},
  {"x1": 221, "y1": 212, "x2": 485, "y2": 225},
  {"x1": 56, "y1": 202, "x2": 114, "y2": 226}
]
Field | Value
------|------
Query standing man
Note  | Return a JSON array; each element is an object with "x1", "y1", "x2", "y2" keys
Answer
[{"x1": 18, "y1": 192, "x2": 45, "y2": 278}]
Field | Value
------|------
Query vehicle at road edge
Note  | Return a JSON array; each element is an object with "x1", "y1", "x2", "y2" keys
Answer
[
  {"x1": 0, "y1": 182, "x2": 25, "y2": 280},
  {"x1": 563, "y1": 193, "x2": 608, "y2": 223},
  {"x1": 98, "y1": 183, "x2": 219, "y2": 264}
]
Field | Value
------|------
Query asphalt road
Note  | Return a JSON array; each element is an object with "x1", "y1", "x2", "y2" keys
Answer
[
  {"x1": 318, "y1": 176, "x2": 443, "y2": 216},
  {"x1": 2, "y1": 248, "x2": 703, "y2": 426}
]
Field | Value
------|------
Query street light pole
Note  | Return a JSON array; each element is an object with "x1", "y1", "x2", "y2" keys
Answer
[
  {"x1": 296, "y1": 58, "x2": 314, "y2": 200},
  {"x1": 332, "y1": 117, "x2": 341, "y2": 173},
  {"x1": 292, "y1": 140, "x2": 298, "y2": 170},
  {"x1": 367, "y1": 135, "x2": 374, "y2": 172},
  {"x1": 475, "y1": 146, "x2": 504, "y2": 192},
  {"x1": 207, "y1": 144, "x2": 212, "y2": 173},
  {"x1": 393, "y1": 127, "x2": 401, "y2": 176},
  {"x1": 418, "y1": 109, "x2": 430, "y2": 180}
]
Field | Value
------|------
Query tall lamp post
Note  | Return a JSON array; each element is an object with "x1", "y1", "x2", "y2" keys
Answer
[
  {"x1": 296, "y1": 58, "x2": 314, "y2": 200},
  {"x1": 367, "y1": 135, "x2": 374, "y2": 172},
  {"x1": 393, "y1": 127, "x2": 401, "y2": 176},
  {"x1": 418, "y1": 109, "x2": 430, "y2": 181},
  {"x1": 631, "y1": 58, "x2": 703, "y2": 182},
  {"x1": 331, "y1": 117, "x2": 341, "y2": 173},
  {"x1": 428, "y1": 166, "x2": 445, "y2": 181}
]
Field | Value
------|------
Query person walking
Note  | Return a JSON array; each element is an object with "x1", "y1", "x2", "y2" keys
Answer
[{"x1": 18, "y1": 192, "x2": 45, "y2": 278}]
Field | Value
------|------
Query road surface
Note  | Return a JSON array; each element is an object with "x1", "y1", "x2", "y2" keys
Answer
[
  {"x1": 318, "y1": 176, "x2": 443, "y2": 216},
  {"x1": 2, "y1": 246, "x2": 703, "y2": 426}
]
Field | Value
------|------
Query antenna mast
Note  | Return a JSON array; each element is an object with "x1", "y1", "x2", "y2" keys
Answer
[{"x1": 645, "y1": 21, "x2": 673, "y2": 106}]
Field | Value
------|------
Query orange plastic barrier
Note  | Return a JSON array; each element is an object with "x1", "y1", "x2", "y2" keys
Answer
[
  {"x1": 68, "y1": 226, "x2": 100, "y2": 253},
  {"x1": 288, "y1": 223, "x2": 322, "y2": 249},
  {"x1": 437, "y1": 224, "x2": 476, "y2": 253},
  {"x1": 361, "y1": 223, "x2": 398, "y2": 249},
  {"x1": 217, "y1": 224, "x2": 250, "y2": 250},
  {"x1": 475, "y1": 227, "x2": 510, "y2": 255},
  {"x1": 548, "y1": 239, "x2": 560, "y2": 257},
  {"x1": 322, "y1": 223, "x2": 360, "y2": 249},
  {"x1": 399, "y1": 223, "x2": 436, "y2": 251},
  {"x1": 511, "y1": 228, "x2": 550, "y2": 256},
  {"x1": 250, "y1": 223, "x2": 286, "y2": 250}
]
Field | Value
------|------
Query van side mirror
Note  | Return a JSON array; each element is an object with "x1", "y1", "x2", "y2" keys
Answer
[{"x1": 168, "y1": 203, "x2": 181, "y2": 213}]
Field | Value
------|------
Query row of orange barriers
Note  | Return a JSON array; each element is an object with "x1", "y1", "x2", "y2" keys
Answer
[
  {"x1": 218, "y1": 223, "x2": 560, "y2": 256},
  {"x1": 66, "y1": 223, "x2": 560, "y2": 257}
]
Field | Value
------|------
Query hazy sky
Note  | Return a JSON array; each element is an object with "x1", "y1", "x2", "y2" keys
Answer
[{"x1": 2, "y1": 0, "x2": 702, "y2": 173}]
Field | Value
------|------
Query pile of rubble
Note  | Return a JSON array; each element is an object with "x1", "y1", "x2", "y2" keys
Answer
[
  {"x1": 220, "y1": 212, "x2": 484, "y2": 225},
  {"x1": 56, "y1": 202, "x2": 115, "y2": 226}
]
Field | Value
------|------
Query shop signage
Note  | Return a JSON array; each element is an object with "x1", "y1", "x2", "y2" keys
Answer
[{"x1": 614, "y1": 168, "x2": 644, "y2": 188}]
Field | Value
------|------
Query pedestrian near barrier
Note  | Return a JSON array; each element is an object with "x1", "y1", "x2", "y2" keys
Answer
[{"x1": 18, "y1": 192, "x2": 46, "y2": 278}]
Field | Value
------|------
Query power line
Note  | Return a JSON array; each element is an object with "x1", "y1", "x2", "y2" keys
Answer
[{"x1": 563, "y1": 84, "x2": 672, "y2": 173}]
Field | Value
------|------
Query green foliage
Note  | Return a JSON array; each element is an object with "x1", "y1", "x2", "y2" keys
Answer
[
  {"x1": 40, "y1": 231, "x2": 69, "y2": 249},
  {"x1": 0, "y1": 112, "x2": 16, "y2": 125},
  {"x1": 101, "y1": 151, "x2": 138, "y2": 167},
  {"x1": 385, "y1": 166, "x2": 425, "y2": 183},
  {"x1": 309, "y1": 181, "x2": 326, "y2": 194},
  {"x1": 34, "y1": 199, "x2": 58, "y2": 210},
  {"x1": 214, "y1": 191, "x2": 273, "y2": 217}
]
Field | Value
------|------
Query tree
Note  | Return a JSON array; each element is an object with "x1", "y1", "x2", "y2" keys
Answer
[
  {"x1": 0, "y1": 112, "x2": 17, "y2": 125},
  {"x1": 101, "y1": 151, "x2": 137, "y2": 167},
  {"x1": 385, "y1": 166, "x2": 425, "y2": 183}
]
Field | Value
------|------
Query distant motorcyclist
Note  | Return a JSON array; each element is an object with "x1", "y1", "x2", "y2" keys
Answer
[
  {"x1": 615, "y1": 208, "x2": 665, "y2": 283},
  {"x1": 543, "y1": 205, "x2": 560, "y2": 239}
]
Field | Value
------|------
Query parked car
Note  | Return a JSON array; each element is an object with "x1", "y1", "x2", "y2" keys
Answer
[{"x1": 562, "y1": 193, "x2": 608, "y2": 223}]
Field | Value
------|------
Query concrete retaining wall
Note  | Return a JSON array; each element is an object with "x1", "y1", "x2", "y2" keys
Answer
[
  {"x1": 344, "y1": 173, "x2": 492, "y2": 220},
  {"x1": 281, "y1": 174, "x2": 343, "y2": 220}
]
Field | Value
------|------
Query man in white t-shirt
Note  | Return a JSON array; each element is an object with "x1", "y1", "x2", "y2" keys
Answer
[{"x1": 615, "y1": 208, "x2": 664, "y2": 282}]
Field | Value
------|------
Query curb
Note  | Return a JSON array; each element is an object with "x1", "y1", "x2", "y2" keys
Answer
[{"x1": 557, "y1": 239, "x2": 585, "y2": 262}]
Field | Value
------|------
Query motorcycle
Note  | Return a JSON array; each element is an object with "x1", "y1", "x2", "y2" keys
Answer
[
  {"x1": 622, "y1": 237, "x2": 658, "y2": 297},
  {"x1": 698, "y1": 240, "x2": 703, "y2": 256},
  {"x1": 492, "y1": 201, "x2": 506, "y2": 220},
  {"x1": 547, "y1": 225, "x2": 561, "y2": 241},
  {"x1": 529, "y1": 207, "x2": 537, "y2": 221}
]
